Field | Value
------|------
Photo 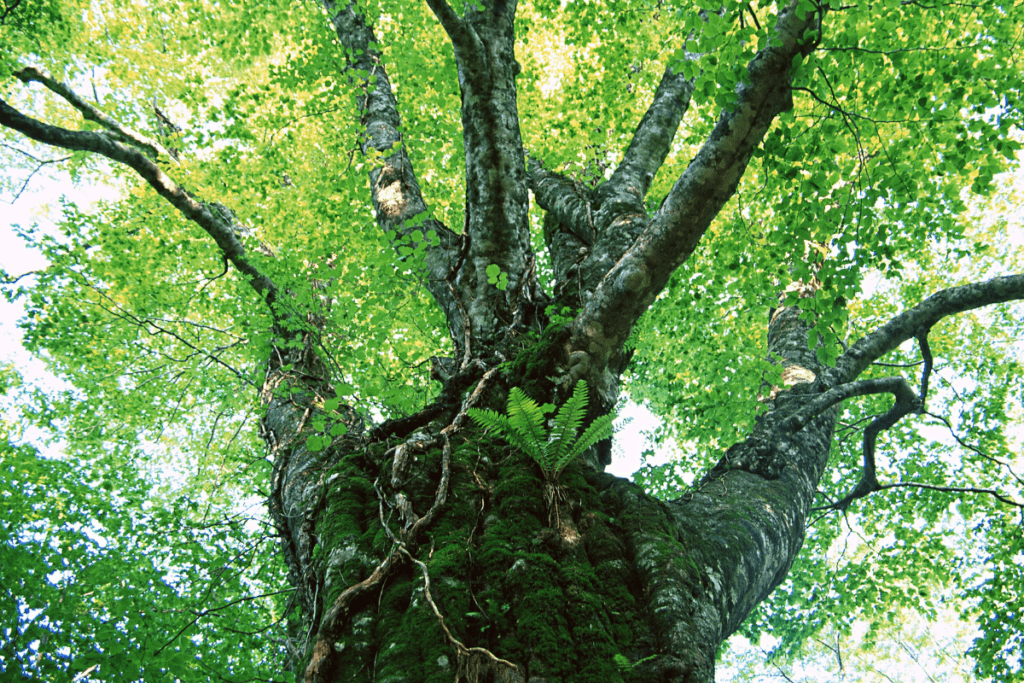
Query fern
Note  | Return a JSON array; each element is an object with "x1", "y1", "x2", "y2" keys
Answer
[{"x1": 468, "y1": 381, "x2": 614, "y2": 479}]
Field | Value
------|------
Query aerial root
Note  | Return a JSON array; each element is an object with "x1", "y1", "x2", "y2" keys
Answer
[
  {"x1": 304, "y1": 366, "x2": 505, "y2": 683},
  {"x1": 400, "y1": 547, "x2": 523, "y2": 683}
]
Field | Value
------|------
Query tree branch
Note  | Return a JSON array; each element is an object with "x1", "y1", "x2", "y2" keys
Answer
[
  {"x1": 779, "y1": 375, "x2": 920, "y2": 436},
  {"x1": 924, "y1": 411, "x2": 1024, "y2": 489},
  {"x1": 599, "y1": 58, "x2": 697, "y2": 208},
  {"x1": 0, "y1": 96, "x2": 283, "y2": 318},
  {"x1": 321, "y1": 0, "x2": 465, "y2": 347},
  {"x1": 826, "y1": 273, "x2": 1024, "y2": 386},
  {"x1": 422, "y1": 0, "x2": 479, "y2": 61},
  {"x1": 419, "y1": 0, "x2": 534, "y2": 345},
  {"x1": 816, "y1": 376, "x2": 922, "y2": 511},
  {"x1": 527, "y1": 160, "x2": 594, "y2": 245},
  {"x1": 15, "y1": 66, "x2": 174, "y2": 159},
  {"x1": 566, "y1": 0, "x2": 819, "y2": 398},
  {"x1": 875, "y1": 482, "x2": 1023, "y2": 509}
]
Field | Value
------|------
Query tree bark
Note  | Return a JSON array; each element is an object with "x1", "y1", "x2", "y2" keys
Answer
[{"x1": 267, "y1": 280, "x2": 842, "y2": 683}]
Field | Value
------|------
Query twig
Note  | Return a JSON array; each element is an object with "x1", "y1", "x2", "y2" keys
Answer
[{"x1": 876, "y1": 482, "x2": 1023, "y2": 508}]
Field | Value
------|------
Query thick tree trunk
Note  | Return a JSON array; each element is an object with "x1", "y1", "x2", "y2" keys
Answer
[
  {"x1": 264, "y1": 271, "x2": 1024, "y2": 683},
  {"x1": 256, "y1": 3, "x2": 831, "y2": 680},
  {"x1": 264, "y1": 290, "x2": 838, "y2": 683}
]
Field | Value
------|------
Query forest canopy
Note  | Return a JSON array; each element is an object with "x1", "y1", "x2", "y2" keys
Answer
[{"x1": 1, "y1": 0, "x2": 1023, "y2": 681}]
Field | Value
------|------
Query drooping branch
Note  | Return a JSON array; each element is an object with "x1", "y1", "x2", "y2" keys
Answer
[
  {"x1": 814, "y1": 375, "x2": 921, "y2": 511},
  {"x1": 0, "y1": 94, "x2": 282, "y2": 318},
  {"x1": 773, "y1": 275, "x2": 1024, "y2": 434},
  {"x1": 779, "y1": 375, "x2": 920, "y2": 436}
]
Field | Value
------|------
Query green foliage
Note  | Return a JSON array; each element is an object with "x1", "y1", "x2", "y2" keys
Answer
[
  {"x1": 486, "y1": 263, "x2": 509, "y2": 291},
  {"x1": 0, "y1": 382, "x2": 289, "y2": 682},
  {"x1": 613, "y1": 652, "x2": 658, "y2": 672},
  {"x1": 468, "y1": 381, "x2": 614, "y2": 479}
]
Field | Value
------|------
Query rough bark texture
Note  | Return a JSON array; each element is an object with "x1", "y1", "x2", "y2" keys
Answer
[{"x1": 6, "y1": 0, "x2": 1024, "y2": 681}]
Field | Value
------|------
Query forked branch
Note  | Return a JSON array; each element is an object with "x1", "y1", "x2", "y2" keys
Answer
[
  {"x1": 15, "y1": 66, "x2": 174, "y2": 159},
  {"x1": 568, "y1": 0, "x2": 821, "y2": 380}
]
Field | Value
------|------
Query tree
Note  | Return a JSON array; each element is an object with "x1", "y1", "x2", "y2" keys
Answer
[{"x1": 1, "y1": 0, "x2": 1022, "y2": 681}]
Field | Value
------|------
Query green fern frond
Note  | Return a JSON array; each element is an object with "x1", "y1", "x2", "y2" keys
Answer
[
  {"x1": 469, "y1": 380, "x2": 615, "y2": 479},
  {"x1": 467, "y1": 407, "x2": 530, "y2": 455},
  {"x1": 506, "y1": 387, "x2": 548, "y2": 461},
  {"x1": 565, "y1": 414, "x2": 615, "y2": 464},
  {"x1": 546, "y1": 380, "x2": 588, "y2": 469}
]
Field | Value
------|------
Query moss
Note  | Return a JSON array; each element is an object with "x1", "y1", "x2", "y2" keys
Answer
[
  {"x1": 374, "y1": 572, "x2": 452, "y2": 683},
  {"x1": 505, "y1": 320, "x2": 571, "y2": 399},
  {"x1": 310, "y1": 430, "x2": 678, "y2": 683}
]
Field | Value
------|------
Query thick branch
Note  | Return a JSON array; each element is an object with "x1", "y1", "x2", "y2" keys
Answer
[
  {"x1": 565, "y1": 0, "x2": 818, "y2": 396},
  {"x1": 323, "y1": 0, "x2": 465, "y2": 348},
  {"x1": 0, "y1": 97, "x2": 281, "y2": 315},
  {"x1": 424, "y1": 0, "x2": 534, "y2": 344},
  {"x1": 527, "y1": 160, "x2": 594, "y2": 245},
  {"x1": 630, "y1": 296, "x2": 838, "y2": 677},
  {"x1": 599, "y1": 61, "x2": 696, "y2": 208}
]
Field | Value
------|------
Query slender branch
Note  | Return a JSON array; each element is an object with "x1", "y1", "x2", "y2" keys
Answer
[
  {"x1": 599, "y1": 60, "x2": 697, "y2": 205},
  {"x1": 321, "y1": 0, "x2": 464, "y2": 344},
  {"x1": 1, "y1": 269, "x2": 43, "y2": 286},
  {"x1": 16, "y1": 66, "x2": 174, "y2": 160},
  {"x1": 2, "y1": 140, "x2": 73, "y2": 202},
  {"x1": 875, "y1": 482, "x2": 1023, "y2": 508},
  {"x1": 154, "y1": 588, "x2": 296, "y2": 656},
  {"x1": 924, "y1": 411, "x2": 1024, "y2": 488},
  {"x1": 826, "y1": 273, "x2": 1024, "y2": 385},
  {"x1": 0, "y1": 97, "x2": 282, "y2": 317},
  {"x1": 0, "y1": 0, "x2": 22, "y2": 25},
  {"x1": 814, "y1": 332, "x2": 933, "y2": 511},
  {"x1": 872, "y1": 360, "x2": 925, "y2": 368},
  {"x1": 916, "y1": 329, "x2": 933, "y2": 409},
  {"x1": 780, "y1": 375, "x2": 919, "y2": 435}
]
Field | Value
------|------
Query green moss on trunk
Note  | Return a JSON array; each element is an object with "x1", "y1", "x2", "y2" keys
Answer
[{"x1": 307, "y1": 431, "x2": 698, "y2": 682}]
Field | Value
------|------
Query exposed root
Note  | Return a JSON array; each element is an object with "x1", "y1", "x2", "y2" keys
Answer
[
  {"x1": 303, "y1": 366, "x2": 505, "y2": 683},
  {"x1": 400, "y1": 547, "x2": 523, "y2": 683}
]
